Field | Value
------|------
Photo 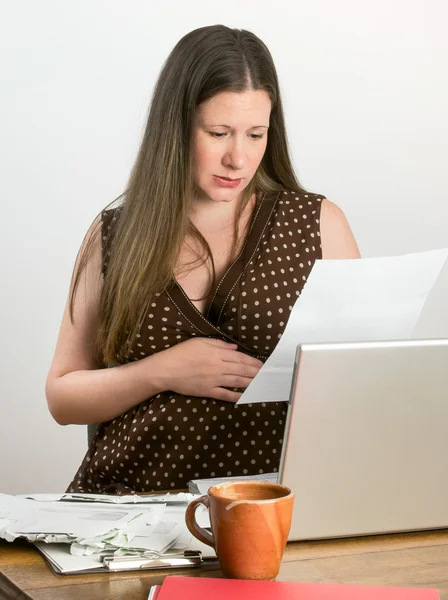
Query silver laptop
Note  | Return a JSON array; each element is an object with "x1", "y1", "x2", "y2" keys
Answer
[{"x1": 278, "y1": 338, "x2": 448, "y2": 541}]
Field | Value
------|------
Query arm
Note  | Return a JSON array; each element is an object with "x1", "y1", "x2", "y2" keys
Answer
[
  {"x1": 46, "y1": 223, "x2": 263, "y2": 425},
  {"x1": 45, "y1": 222, "x2": 167, "y2": 426},
  {"x1": 320, "y1": 199, "x2": 360, "y2": 259}
]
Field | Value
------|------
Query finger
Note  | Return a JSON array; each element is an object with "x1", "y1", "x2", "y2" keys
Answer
[
  {"x1": 210, "y1": 387, "x2": 242, "y2": 403},
  {"x1": 220, "y1": 359, "x2": 261, "y2": 379},
  {"x1": 221, "y1": 350, "x2": 263, "y2": 369},
  {"x1": 236, "y1": 352, "x2": 264, "y2": 369},
  {"x1": 220, "y1": 348, "x2": 260, "y2": 364},
  {"x1": 219, "y1": 375, "x2": 253, "y2": 389},
  {"x1": 204, "y1": 338, "x2": 238, "y2": 349},
  {"x1": 228, "y1": 364, "x2": 261, "y2": 380},
  {"x1": 220, "y1": 348, "x2": 244, "y2": 363}
]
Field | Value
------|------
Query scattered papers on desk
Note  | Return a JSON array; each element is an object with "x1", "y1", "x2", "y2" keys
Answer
[
  {"x1": 0, "y1": 492, "x2": 214, "y2": 574},
  {"x1": 22, "y1": 492, "x2": 193, "y2": 504},
  {"x1": 238, "y1": 248, "x2": 448, "y2": 404},
  {"x1": 188, "y1": 472, "x2": 278, "y2": 495}
]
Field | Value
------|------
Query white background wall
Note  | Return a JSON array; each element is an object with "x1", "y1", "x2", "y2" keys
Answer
[{"x1": 1, "y1": 0, "x2": 447, "y2": 494}]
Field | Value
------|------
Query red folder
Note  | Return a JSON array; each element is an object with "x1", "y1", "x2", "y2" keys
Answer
[{"x1": 154, "y1": 576, "x2": 439, "y2": 600}]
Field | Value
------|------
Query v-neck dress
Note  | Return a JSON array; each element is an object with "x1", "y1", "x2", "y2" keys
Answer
[{"x1": 67, "y1": 189, "x2": 324, "y2": 493}]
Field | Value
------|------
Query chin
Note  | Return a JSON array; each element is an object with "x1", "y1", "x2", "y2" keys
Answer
[
  {"x1": 211, "y1": 193, "x2": 239, "y2": 203},
  {"x1": 199, "y1": 184, "x2": 249, "y2": 204}
]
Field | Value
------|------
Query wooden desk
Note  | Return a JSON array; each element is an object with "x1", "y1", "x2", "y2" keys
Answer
[{"x1": 1, "y1": 530, "x2": 448, "y2": 599}]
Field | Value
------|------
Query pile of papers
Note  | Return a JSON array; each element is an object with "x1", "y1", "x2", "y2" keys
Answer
[{"x1": 0, "y1": 492, "x2": 214, "y2": 574}]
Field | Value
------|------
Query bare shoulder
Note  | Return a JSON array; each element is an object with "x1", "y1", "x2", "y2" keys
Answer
[
  {"x1": 320, "y1": 198, "x2": 360, "y2": 259},
  {"x1": 73, "y1": 214, "x2": 104, "y2": 285}
]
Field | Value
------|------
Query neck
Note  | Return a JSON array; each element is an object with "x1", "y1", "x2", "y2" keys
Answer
[{"x1": 190, "y1": 194, "x2": 245, "y2": 232}]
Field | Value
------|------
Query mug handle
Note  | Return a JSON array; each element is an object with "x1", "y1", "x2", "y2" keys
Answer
[{"x1": 185, "y1": 495, "x2": 215, "y2": 548}]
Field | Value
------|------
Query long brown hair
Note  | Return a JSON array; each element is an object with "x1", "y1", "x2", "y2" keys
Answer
[{"x1": 70, "y1": 25, "x2": 305, "y2": 366}]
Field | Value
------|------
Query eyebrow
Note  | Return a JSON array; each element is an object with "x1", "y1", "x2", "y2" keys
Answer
[{"x1": 203, "y1": 124, "x2": 269, "y2": 129}]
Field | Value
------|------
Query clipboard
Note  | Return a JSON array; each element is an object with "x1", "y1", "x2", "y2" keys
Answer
[{"x1": 34, "y1": 542, "x2": 218, "y2": 575}]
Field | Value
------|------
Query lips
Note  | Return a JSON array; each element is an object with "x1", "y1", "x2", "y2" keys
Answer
[{"x1": 213, "y1": 175, "x2": 243, "y2": 188}]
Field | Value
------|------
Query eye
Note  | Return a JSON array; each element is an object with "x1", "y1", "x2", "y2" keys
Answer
[
  {"x1": 209, "y1": 132, "x2": 227, "y2": 138},
  {"x1": 249, "y1": 133, "x2": 264, "y2": 140}
]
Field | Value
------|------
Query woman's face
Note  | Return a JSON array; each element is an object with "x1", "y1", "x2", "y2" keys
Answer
[{"x1": 192, "y1": 89, "x2": 271, "y2": 204}]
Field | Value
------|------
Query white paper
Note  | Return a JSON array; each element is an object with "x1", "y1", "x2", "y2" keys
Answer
[
  {"x1": 1, "y1": 492, "x2": 216, "y2": 573},
  {"x1": 34, "y1": 523, "x2": 217, "y2": 574},
  {"x1": 21, "y1": 492, "x2": 195, "y2": 504},
  {"x1": 34, "y1": 542, "x2": 106, "y2": 574},
  {"x1": 4, "y1": 502, "x2": 152, "y2": 539},
  {"x1": 238, "y1": 248, "x2": 448, "y2": 404}
]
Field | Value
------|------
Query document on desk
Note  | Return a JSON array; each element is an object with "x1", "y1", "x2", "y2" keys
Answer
[
  {"x1": 22, "y1": 492, "x2": 194, "y2": 504},
  {"x1": 0, "y1": 492, "x2": 215, "y2": 574},
  {"x1": 0, "y1": 493, "x2": 169, "y2": 547},
  {"x1": 237, "y1": 248, "x2": 448, "y2": 405}
]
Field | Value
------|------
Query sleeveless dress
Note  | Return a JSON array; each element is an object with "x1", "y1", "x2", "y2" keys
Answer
[{"x1": 67, "y1": 189, "x2": 324, "y2": 493}]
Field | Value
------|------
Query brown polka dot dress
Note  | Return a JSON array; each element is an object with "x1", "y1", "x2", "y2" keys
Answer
[{"x1": 67, "y1": 189, "x2": 324, "y2": 493}]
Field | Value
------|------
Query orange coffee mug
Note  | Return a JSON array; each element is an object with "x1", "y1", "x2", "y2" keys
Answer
[{"x1": 185, "y1": 480, "x2": 294, "y2": 580}]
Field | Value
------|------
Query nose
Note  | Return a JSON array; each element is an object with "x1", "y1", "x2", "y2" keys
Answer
[{"x1": 222, "y1": 140, "x2": 245, "y2": 171}]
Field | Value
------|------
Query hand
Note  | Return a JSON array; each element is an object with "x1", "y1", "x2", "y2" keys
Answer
[{"x1": 154, "y1": 338, "x2": 263, "y2": 403}]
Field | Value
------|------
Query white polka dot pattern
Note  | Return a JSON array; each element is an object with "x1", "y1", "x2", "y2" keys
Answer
[{"x1": 67, "y1": 190, "x2": 324, "y2": 494}]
